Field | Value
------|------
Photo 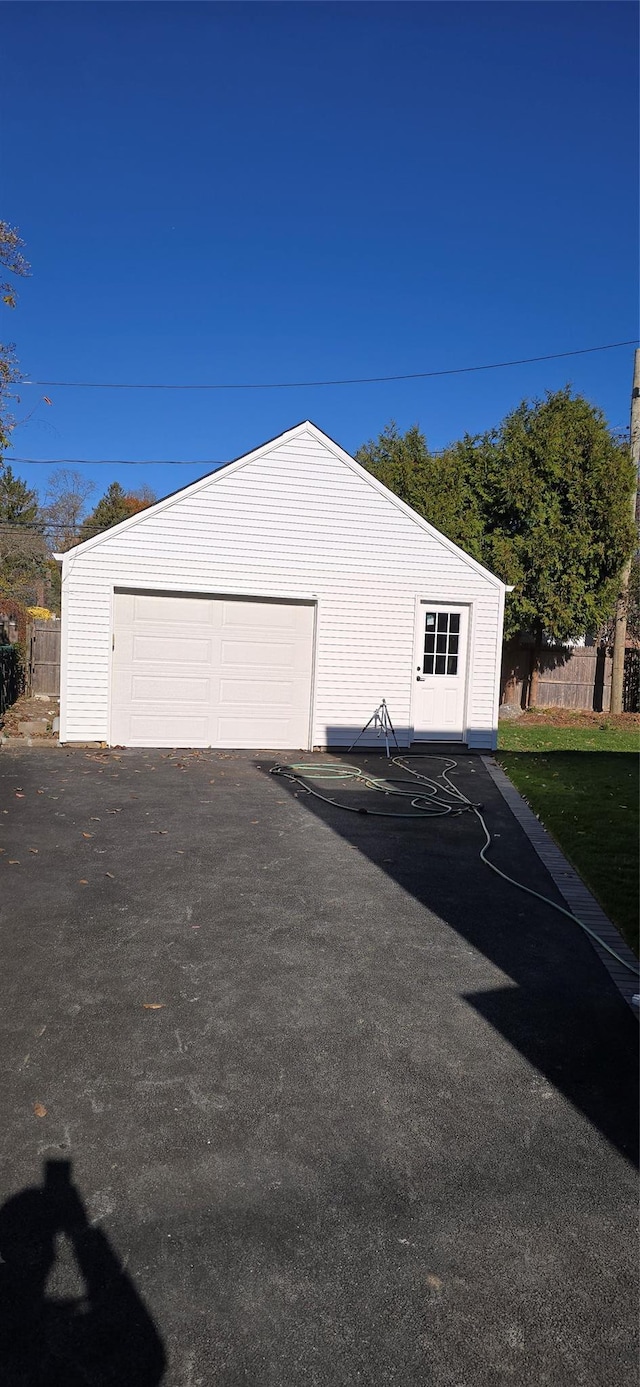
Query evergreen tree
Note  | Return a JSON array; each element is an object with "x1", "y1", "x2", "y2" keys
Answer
[
  {"x1": 358, "y1": 392, "x2": 636, "y2": 702},
  {"x1": 0, "y1": 463, "x2": 47, "y2": 604},
  {"x1": 77, "y1": 482, "x2": 155, "y2": 543},
  {"x1": 356, "y1": 422, "x2": 484, "y2": 558},
  {"x1": 0, "y1": 464, "x2": 38, "y2": 524},
  {"x1": 470, "y1": 389, "x2": 636, "y2": 648}
]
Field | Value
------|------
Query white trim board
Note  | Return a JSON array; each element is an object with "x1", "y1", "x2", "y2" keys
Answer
[{"x1": 482, "y1": 757, "x2": 639, "y2": 1011}]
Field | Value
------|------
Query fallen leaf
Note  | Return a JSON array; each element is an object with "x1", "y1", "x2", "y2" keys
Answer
[
  {"x1": 29, "y1": 848, "x2": 39, "y2": 855},
  {"x1": 251, "y1": 820, "x2": 259, "y2": 824},
  {"x1": 15, "y1": 793, "x2": 24, "y2": 799},
  {"x1": 79, "y1": 879, "x2": 88, "y2": 885},
  {"x1": 142, "y1": 1003, "x2": 165, "y2": 1010},
  {"x1": 8, "y1": 860, "x2": 20, "y2": 865},
  {"x1": 90, "y1": 816, "x2": 101, "y2": 821},
  {"x1": 105, "y1": 872, "x2": 115, "y2": 879},
  {"x1": 82, "y1": 832, "x2": 93, "y2": 839},
  {"x1": 33, "y1": 1102, "x2": 47, "y2": 1118}
]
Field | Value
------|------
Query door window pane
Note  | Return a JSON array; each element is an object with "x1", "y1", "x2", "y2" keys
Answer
[{"x1": 421, "y1": 610, "x2": 463, "y2": 676}]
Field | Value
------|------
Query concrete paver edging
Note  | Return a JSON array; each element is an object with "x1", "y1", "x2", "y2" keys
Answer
[{"x1": 481, "y1": 756, "x2": 639, "y2": 1010}]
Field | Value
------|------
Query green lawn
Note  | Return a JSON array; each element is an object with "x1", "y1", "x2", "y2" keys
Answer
[{"x1": 497, "y1": 724, "x2": 639, "y2": 954}]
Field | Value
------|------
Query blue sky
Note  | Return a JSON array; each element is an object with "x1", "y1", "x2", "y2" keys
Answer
[{"x1": 2, "y1": 1, "x2": 638, "y2": 508}]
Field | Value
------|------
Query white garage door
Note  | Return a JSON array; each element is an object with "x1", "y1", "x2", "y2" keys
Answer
[{"x1": 110, "y1": 591, "x2": 315, "y2": 748}]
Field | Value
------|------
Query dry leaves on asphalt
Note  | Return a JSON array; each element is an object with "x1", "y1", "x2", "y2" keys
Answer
[
  {"x1": 33, "y1": 1102, "x2": 47, "y2": 1118},
  {"x1": 142, "y1": 1003, "x2": 165, "y2": 1010}
]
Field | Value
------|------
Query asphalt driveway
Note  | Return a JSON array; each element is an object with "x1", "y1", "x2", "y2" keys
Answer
[{"x1": 0, "y1": 747, "x2": 637, "y2": 1386}]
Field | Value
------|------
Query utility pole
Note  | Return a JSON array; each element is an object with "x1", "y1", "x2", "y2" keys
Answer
[{"x1": 610, "y1": 348, "x2": 640, "y2": 714}]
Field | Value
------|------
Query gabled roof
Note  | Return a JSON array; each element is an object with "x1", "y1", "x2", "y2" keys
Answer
[{"x1": 55, "y1": 420, "x2": 505, "y2": 590}]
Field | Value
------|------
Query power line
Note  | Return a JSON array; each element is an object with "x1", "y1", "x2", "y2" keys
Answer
[
  {"x1": 0, "y1": 521, "x2": 83, "y2": 530},
  {"x1": 8, "y1": 457, "x2": 226, "y2": 466},
  {"x1": 23, "y1": 339, "x2": 639, "y2": 392},
  {"x1": 8, "y1": 420, "x2": 631, "y2": 468}
]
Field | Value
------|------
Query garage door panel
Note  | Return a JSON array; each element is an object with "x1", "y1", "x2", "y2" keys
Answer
[
  {"x1": 222, "y1": 599, "x2": 299, "y2": 629},
  {"x1": 220, "y1": 639, "x2": 300, "y2": 668},
  {"x1": 115, "y1": 670, "x2": 213, "y2": 703},
  {"x1": 215, "y1": 715, "x2": 300, "y2": 746},
  {"x1": 128, "y1": 713, "x2": 211, "y2": 745},
  {"x1": 132, "y1": 676, "x2": 212, "y2": 702},
  {"x1": 132, "y1": 593, "x2": 217, "y2": 626},
  {"x1": 111, "y1": 591, "x2": 314, "y2": 748},
  {"x1": 133, "y1": 635, "x2": 214, "y2": 664},
  {"x1": 219, "y1": 679, "x2": 296, "y2": 706}
]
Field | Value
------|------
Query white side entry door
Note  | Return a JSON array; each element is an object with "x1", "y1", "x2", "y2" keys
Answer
[{"x1": 412, "y1": 602, "x2": 469, "y2": 741}]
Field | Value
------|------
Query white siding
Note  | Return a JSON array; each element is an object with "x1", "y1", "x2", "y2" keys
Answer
[{"x1": 59, "y1": 424, "x2": 504, "y2": 749}]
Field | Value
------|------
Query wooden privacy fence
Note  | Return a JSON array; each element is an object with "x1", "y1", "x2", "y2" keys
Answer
[
  {"x1": 27, "y1": 619, "x2": 61, "y2": 697},
  {"x1": 501, "y1": 641, "x2": 639, "y2": 713}
]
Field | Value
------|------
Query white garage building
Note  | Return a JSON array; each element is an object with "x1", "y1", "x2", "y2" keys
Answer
[{"x1": 56, "y1": 421, "x2": 507, "y2": 750}]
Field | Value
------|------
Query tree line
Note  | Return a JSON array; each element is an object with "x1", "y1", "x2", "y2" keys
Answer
[
  {"x1": 356, "y1": 394, "x2": 637, "y2": 664},
  {"x1": 0, "y1": 469, "x2": 156, "y2": 611},
  {"x1": 1, "y1": 216, "x2": 637, "y2": 663}
]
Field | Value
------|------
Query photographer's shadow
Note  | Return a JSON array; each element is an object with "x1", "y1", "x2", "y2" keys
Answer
[{"x1": 0, "y1": 1159, "x2": 165, "y2": 1386}]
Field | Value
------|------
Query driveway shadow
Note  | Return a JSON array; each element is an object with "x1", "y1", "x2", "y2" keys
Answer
[
  {"x1": 0, "y1": 1159, "x2": 165, "y2": 1386},
  {"x1": 259, "y1": 748, "x2": 639, "y2": 1167}
]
